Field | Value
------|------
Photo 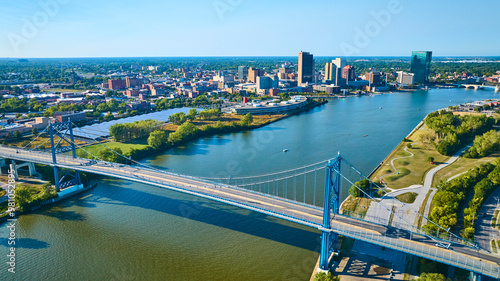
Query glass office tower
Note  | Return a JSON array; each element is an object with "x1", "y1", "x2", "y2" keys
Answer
[{"x1": 410, "y1": 51, "x2": 432, "y2": 84}]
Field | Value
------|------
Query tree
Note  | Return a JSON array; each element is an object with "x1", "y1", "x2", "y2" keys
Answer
[
  {"x1": 104, "y1": 112, "x2": 114, "y2": 121},
  {"x1": 313, "y1": 272, "x2": 340, "y2": 281},
  {"x1": 31, "y1": 127, "x2": 39, "y2": 135},
  {"x1": 187, "y1": 108, "x2": 198, "y2": 121},
  {"x1": 348, "y1": 179, "x2": 370, "y2": 198},
  {"x1": 42, "y1": 183, "x2": 55, "y2": 195},
  {"x1": 427, "y1": 157, "x2": 434, "y2": 163},
  {"x1": 415, "y1": 273, "x2": 450, "y2": 281},
  {"x1": 169, "y1": 112, "x2": 187, "y2": 125},
  {"x1": 199, "y1": 109, "x2": 222, "y2": 120},
  {"x1": 13, "y1": 131, "x2": 22, "y2": 139},
  {"x1": 148, "y1": 130, "x2": 168, "y2": 150},
  {"x1": 240, "y1": 113, "x2": 254, "y2": 126},
  {"x1": 168, "y1": 122, "x2": 199, "y2": 144},
  {"x1": 15, "y1": 186, "x2": 32, "y2": 212}
]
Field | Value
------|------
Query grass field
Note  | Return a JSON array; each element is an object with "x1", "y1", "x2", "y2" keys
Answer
[
  {"x1": 79, "y1": 140, "x2": 149, "y2": 156},
  {"x1": 432, "y1": 152, "x2": 500, "y2": 187},
  {"x1": 370, "y1": 125, "x2": 448, "y2": 189},
  {"x1": 396, "y1": 192, "x2": 418, "y2": 204}
]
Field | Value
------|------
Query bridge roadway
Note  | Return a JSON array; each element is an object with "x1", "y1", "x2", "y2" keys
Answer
[{"x1": 0, "y1": 146, "x2": 499, "y2": 278}]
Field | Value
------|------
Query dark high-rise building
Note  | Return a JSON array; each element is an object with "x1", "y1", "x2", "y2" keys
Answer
[
  {"x1": 108, "y1": 79, "x2": 127, "y2": 90},
  {"x1": 238, "y1": 66, "x2": 249, "y2": 80},
  {"x1": 366, "y1": 71, "x2": 382, "y2": 86},
  {"x1": 410, "y1": 51, "x2": 432, "y2": 84},
  {"x1": 298, "y1": 51, "x2": 314, "y2": 84},
  {"x1": 342, "y1": 65, "x2": 355, "y2": 83}
]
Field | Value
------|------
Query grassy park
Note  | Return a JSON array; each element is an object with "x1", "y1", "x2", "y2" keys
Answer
[
  {"x1": 370, "y1": 125, "x2": 449, "y2": 190},
  {"x1": 432, "y1": 152, "x2": 500, "y2": 187},
  {"x1": 80, "y1": 139, "x2": 149, "y2": 156}
]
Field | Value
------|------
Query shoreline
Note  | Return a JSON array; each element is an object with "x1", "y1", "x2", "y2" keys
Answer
[
  {"x1": 366, "y1": 119, "x2": 425, "y2": 183},
  {"x1": 104, "y1": 98, "x2": 328, "y2": 162},
  {"x1": 0, "y1": 182, "x2": 97, "y2": 225}
]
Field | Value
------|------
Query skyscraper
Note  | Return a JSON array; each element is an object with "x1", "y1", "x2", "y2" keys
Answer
[
  {"x1": 325, "y1": 58, "x2": 346, "y2": 86},
  {"x1": 410, "y1": 51, "x2": 432, "y2": 84},
  {"x1": 248, "y1": 67, "x2": 265, "y2": 83},
  {"x1": 342, "y1": 65, "x2": 355, "y2": 83},
  {"x1": 238, "y1": 66, "x2": 249, "y2": 80},
  {"x1": 298, "y1": 51, "x2": 314, "y2": 85}
]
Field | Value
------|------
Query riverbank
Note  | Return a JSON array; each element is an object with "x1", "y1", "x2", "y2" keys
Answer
[{"x1": 0, "y1": 182, "x2": 97, "y2": 224}]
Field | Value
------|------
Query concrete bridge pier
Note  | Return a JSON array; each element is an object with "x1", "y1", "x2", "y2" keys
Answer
[
  {"x1": 495, "y1": 85, "x2": 499, "y2": 93},
  {"x1": 9, "y1": 160, "x2": 37, "y2": 180}
]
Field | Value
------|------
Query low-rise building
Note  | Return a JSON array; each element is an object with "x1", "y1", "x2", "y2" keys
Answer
[
  {"x1": 396, "y1": 71, "x2": 415, "y2": 85},
  {"x1": 231, "y1": 96, "x2": 308, "y2": 115},
  {"x1": 126, "y1": 101, "x2": 151, "y2": 111},
  {"x1": 54, "y1": 111, "x2": 86, "y2": 123}
]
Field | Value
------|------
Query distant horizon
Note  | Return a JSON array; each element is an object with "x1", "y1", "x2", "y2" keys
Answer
[{"x1": 1, "y1": 55, "x2": 500, "y2": 60}]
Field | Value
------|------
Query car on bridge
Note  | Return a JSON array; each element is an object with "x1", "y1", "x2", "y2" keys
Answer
[{"x1": 435, "y1": 242, "x2": 451, "y2": 249}]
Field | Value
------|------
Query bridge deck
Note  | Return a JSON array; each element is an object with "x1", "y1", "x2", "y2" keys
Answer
[{"x1": 1, "y1": 146, "x2": 499, "y2": 278}]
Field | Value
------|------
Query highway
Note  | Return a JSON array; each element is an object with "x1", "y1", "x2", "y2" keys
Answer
[{"x1": 0, "y1": 145, "x2": 499, "y2": 278}]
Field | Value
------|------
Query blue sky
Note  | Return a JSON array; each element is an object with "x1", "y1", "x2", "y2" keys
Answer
[{"x1": 1, "y1": 0, "x2": 498, "y2": 58}]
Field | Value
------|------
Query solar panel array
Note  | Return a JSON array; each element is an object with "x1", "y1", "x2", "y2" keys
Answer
[{"x1": 73, "y1": 108, "x2": 194, "y2": 139}]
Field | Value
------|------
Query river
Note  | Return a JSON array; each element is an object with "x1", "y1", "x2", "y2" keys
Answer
[{"x1": 0, "y1": 88, "x2": 498, "y2": 281}]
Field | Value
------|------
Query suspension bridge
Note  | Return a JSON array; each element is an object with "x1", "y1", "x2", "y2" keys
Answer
[{"x1": 0, "y1": 121, "x2": 499, "y2": 280}]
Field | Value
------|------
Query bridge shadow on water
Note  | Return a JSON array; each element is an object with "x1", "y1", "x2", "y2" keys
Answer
[
  {"x1": 0, "y1": 237, "x2": 49, "y2": 249},
  {"x1": 59, "y1": 180, "x2": 322, "y2": 252},
  {"x1": 40, "y1": 208, "x2": 87, "y2": 222}
]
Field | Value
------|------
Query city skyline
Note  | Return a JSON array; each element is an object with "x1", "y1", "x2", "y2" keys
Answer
[{"x1": 1, "y1": 0, "x2": 499, "y2": 58}]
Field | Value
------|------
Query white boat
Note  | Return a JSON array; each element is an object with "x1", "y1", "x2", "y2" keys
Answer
[{"x1": 283, "y1": 149, "x2": 288, "y2": 152}]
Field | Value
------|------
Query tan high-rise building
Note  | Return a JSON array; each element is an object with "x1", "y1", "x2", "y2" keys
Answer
[
  {"x1": 248, "y1": 68, "x2": 265, "y2": 83},
  {"x1": 298, "y1": 51, "x2": 314, "y2": 85},
  {"x1": 325, "y1": 58, "x2": 346, "y2": 86}
]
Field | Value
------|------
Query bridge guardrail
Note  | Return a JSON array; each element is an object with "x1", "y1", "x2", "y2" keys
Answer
[{"x1": 330, "y1": 217, "x2": 500, "y2": 278}]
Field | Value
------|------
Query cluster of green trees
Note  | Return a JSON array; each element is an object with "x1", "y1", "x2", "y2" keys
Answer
[
  {"x1": 348, "y1": 179, "x2": 371, "y2": 198},
  {"x1": 424, "y1": 111, "x2": 495, "y2": 155},
  {"x1": 95, "y1": 99, "x2": 124, "y2": 112},
  {"x1": 414, "y1": 273, "x2": 450, "y2": 281},
  {"x1": 15, "y1": 182, "x2": 58, "y2": 213},
  {"x1": 313, "y1": 272, "x2": 339, "y2": 281},
  {"x1": 168, "y1": 112, "x2": 189, "y2": 125},
  {"x1": 462, "y1": 159, "x2": 500, "y2": 239},
  {"x1": 155, "y1": 95, "x2": 218, "y2": 110},
  {"x1": 427, "y1": 163, "x2": 495, "y2": 232},
  {"x1": 109, "y1": 119, "x2": 162, "y2": 142},
  {"x1": 104, "y1": 114, "x2": 257, "y2": 161},
  {"x1": 0, "y1": 97, "x2": 29, "y2": 112},
  {"x1": 464, "y1": 130, "x2": 500, "y2": 158},
  {"x1": 199, "y1": 109, "x2": 222, "y2": 120},
  {"x1": 43, "y1": 103, "x2": 88, "y2": 117},
  {"x1": 168, "y1": 109, "x2": 221, "y2": 125}
]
